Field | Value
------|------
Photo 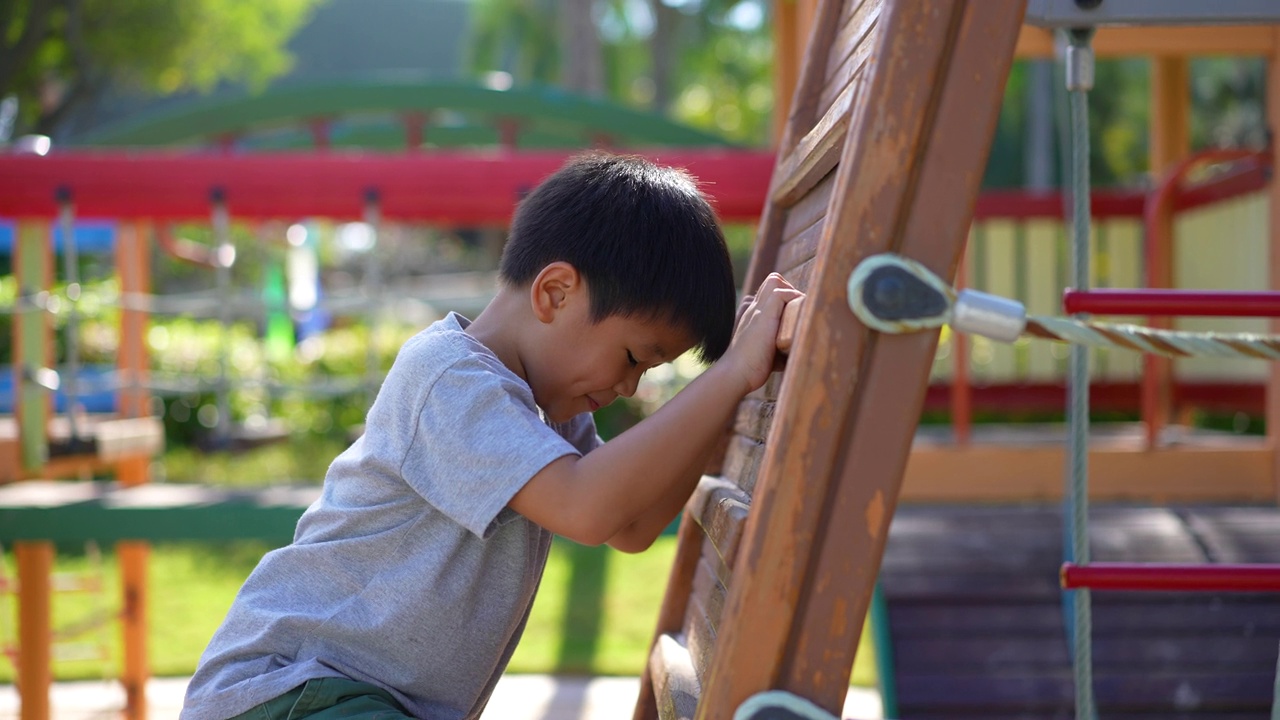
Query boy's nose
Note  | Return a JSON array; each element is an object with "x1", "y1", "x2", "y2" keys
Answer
[{"x1": 615, "y1": 372, "x2": 641, "y2": 398}]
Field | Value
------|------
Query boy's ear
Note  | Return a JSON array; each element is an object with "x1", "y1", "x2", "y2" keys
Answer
[{"x1": 530, "y1": 262, "x2": 582, "y2": 323}]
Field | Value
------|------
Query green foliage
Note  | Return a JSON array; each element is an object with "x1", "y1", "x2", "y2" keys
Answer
[
  {"x1": 468, "y1": 0, "x2": 773, "y2": 146},
  {"x1": 1, "y1": 0, "x2": 322, "y2": 134}
]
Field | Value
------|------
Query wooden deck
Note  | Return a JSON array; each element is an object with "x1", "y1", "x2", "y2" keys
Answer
[
  {"x1": 881, "y1": 503, "x2": 1280, "y2": 719},
  {"x1": 904, "y1": 423, "x2": 1274, "y2": 504}
]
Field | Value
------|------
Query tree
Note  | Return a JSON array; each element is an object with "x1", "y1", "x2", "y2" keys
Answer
[{"x1": 0, "y1": 0, "x2": 322, "y2": 138}]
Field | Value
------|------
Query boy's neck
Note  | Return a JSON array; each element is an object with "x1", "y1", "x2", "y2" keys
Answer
[{"x1": 464, "y1": 288, "x2": 530, "y2": 383}]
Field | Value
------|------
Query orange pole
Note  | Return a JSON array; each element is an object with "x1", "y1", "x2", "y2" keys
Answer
[
  {"x1": 773, "y1": 1, "x2": 799, "y2": 147},
  {"x1": 116, "y1": 220, "x2": 152, "y2": 720},
  {"x1": 1143, "y1": 57, "x2": 1189, "y2": 449},
  {"x1": 1269, "y1": 34, "x2": 1280, "y2": 503},
  {"x1": 16, "y1": 542, "x2": 53, "y2": 720}
]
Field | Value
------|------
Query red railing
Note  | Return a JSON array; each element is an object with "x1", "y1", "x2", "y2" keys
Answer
[
  {"x1": 1061, "y1": 562, "x2": 1280, "y2": 592},
  {"x1": 1064, "y1": 289, "x2": 1280, "y2": 317},
  {"x1": 942, "y1": 150, "x2": 1271, "y2": 443}
]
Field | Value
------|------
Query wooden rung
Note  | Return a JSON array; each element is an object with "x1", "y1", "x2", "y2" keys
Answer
[
  {"x1": 778, "y1": 298, "x2": 804, "y2": 355},
  {"x1": 649, "y1": 632, "x2": 701, "y2": 720},
  {"x1": 685, "y1": 555, "x2": 728, "y2": 687},
  {"x1": 771, "y1": 80, "x2": 857, "y2": 208},
  {"x1": 689, "y1": 476, "x2": 751, "y2": 569}
]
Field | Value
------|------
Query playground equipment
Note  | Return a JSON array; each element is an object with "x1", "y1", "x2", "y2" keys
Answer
[
  {"x1": 634, "y1": 1, "x2": 1026, "y2": 719},
  {"x1": 4, "y1": 2, "x2": 1280, "y2": 719},
  {"x1": 634, "y1": 2, "x2": 1280, "y2": 720},
  {"x1": 0, "y1": 146, "x2": 768, "y2": 720}
]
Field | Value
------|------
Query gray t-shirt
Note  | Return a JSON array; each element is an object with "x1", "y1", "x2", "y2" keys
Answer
[{"x1": 181, "y1": 313, "x2": 600, "y2": 720}]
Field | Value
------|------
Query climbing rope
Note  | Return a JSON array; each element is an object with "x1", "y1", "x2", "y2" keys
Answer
[
  {"x1": 846, "y1": 254, "x2": 1280, "y2": 362},
  {"x1": 1063, "y1": 28, "x2": 1097, "y2": 720}
]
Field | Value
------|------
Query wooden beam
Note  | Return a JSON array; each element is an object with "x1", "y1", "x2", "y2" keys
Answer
[
  {"x1": 1016, "y1": 25, "x2": 1279, "y2": 59},
  {"x1": 773, "y1": 2, "x2": 800, "y2": 147},
  {"x1": 696, "y1": 1, "x2": 1026, "y2": 716},
  {"x1": 16, "y1": 542, "x2": 53, "y2": 720},
  {"x1": 903, "y1": 435, "x2": 1272, "y2": 503},
  {"x1": 1143, "y1": 57, "x2": 1190, "y2": 447}
]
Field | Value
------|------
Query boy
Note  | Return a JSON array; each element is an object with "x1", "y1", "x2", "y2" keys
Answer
[{"x1": 181, "y1": 153, "x2": 802, "y2": 720}]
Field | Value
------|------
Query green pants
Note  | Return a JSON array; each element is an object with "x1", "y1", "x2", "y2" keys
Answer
[{"x1": 228, "y1": 677, "x2": 414, "y2": 720}]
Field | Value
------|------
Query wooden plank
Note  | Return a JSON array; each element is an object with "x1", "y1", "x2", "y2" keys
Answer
[
  {"x1": 683, "y1": 588, "x2": 717, "y2": 690},
  {"x1": 720, "y1": 434, "x2": 766, "y2": 494},
  {"x1": 823, "y1": 0, "x2": 880, "y2": 86},
  {"x1": 815, "y1": 10, "x2": 879, "y2": 121},
  {"x1": 772, "y1": 86, "x2": 854, "y2": 209},
  {"x1": 634, "y1": 511, "x2": 705, "y2": 720},
  {"x1": 689, "y1": 475, "x2": 751, "y2": 568},
  {"x1": 779, "y1": 0, "x2": 1028, "y2": 707},
  {"x1": 902, "y1": 435, "x2": 1273, "y2": 503},
  {"x1": 698, "y1": 3, "x2": 1026, "y2": 717},
  {"x1": 732, "y1": 398, "x2": 776, "y2": 443},
  {"x1": 1015, "y1": 25, "x2": 1279, "y2": 59},
  {"x1": 780, "y1": 170, "x2": 836, "y2": 245},
  {"x1": 774, "y1": 217, "x2": 825, "y2": 278},
  {"x1": 649, "y1": 633, "x2": 701, "y2": 720}
]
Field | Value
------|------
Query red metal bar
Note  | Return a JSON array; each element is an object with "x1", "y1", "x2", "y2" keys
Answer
[
  {"x1": 0, "y1": 149, "x2": 775, "y2": 223},
  {"x1": 1064, "y1": 289, "x2": 1280, "y2": 317},
  {"x1": 1061, "y1": 562, "x2": 1280, "y2": 592}
]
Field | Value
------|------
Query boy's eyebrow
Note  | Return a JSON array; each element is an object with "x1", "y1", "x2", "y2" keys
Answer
[{"x1": 646, "y1": 343, "x2": 669, "y2": 361}]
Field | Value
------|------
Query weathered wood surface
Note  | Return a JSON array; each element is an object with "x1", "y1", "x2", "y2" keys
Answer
[
  {"x1": 638, "y1": 1, "x2": 1027, "y2": 719},
  {"x1": 881, "y1": 504, "x2": 1280, "y2": 718}
]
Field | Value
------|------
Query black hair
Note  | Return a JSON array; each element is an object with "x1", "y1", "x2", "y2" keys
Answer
[{"x1": 499, "y1": 152, "x2": 736, "y2": 363}]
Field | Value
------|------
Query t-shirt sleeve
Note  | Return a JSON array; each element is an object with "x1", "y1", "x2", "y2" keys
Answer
[{"x1": 401, "y1": 355, "x2": 581, "y2": 538}]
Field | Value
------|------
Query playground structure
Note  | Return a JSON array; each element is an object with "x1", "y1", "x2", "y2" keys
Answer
[{"x1": 2, "y1": 1, "x2": 1280, "y2": 719}]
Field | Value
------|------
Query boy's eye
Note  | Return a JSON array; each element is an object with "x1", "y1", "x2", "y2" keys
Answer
[{"x1": 626, "y1": 350, "x2": 639, "y2": 368}]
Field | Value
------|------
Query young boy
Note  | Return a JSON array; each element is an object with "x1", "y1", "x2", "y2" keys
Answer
[{"x1": 180, "y1": 153, "x2": 802, "y2": 720}]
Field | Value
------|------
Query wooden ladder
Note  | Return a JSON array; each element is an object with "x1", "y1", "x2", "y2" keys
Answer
[{"x1": 633, "y1": 2, "x2": 1027, "y2": 719}]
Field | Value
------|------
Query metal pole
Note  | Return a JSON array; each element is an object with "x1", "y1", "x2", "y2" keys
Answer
[
  {"x1": 363, "y1": 189, "x2": 382, "y2": 412},
  {"x1": 211, "y1": 188, "x2": 234, "y2": 448},
  {"x1": 57, "y1": 187, "x2": 83, "y2": 444}
]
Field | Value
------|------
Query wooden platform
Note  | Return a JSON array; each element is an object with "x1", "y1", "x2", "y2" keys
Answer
[
  {"x1": 903, "y1": 424, "x2": 1275, "y2": 504},
  {"x1": 881, "y1": 504, "x2": 1280, "y2": 719},
  {"x1": 0, "y1": 415, "x2": 165, "y2": 483}
]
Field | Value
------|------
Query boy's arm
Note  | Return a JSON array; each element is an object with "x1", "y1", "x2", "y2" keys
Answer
[{"x1": 508, "y1": 274, "x2": 801, "y2": 548}]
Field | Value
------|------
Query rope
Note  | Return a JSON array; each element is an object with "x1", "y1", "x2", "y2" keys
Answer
[
  {"x1": 1025, "y1": 316, "x2": 1280, "y2": 359},
  {"x1": 847, "y1": 258, "x2": 1280, "y2": 362},
  {"x1": 1064, "y1": 27, "x2": 1096, "y2": 720}
]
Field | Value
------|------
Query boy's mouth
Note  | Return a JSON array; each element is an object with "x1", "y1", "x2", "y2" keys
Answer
[{"x1": 587, "y1": 396, "x2": 601, "y2": 412}]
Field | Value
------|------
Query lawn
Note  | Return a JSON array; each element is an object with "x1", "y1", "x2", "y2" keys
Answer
[
  {"x1": 0, "y1": 537, "x2": 877, "y2": 686},
  {"x1": 2, "y1": 436, "x2": 877, "y2": 687}
]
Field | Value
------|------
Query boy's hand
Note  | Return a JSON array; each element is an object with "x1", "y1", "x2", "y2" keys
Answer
[{"x1": 723, "y1": 273, "x2": 804, "y2": 395}]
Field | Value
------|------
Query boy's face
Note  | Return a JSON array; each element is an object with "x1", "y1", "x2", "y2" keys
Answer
[{"x1": 527, "y1": 287, "x2": 696, "y2": 424}]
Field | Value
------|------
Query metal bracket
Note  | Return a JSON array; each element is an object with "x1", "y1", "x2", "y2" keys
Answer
[
  {"x1": 735, "y1": 691, "x2": 840, "y2": 720},
  {"x1": 1025, "y1": 0, "x2": 1280, "y2": 27}
]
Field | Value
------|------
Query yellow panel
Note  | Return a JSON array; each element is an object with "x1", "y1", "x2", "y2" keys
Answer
[
  {"x1": 1097, "y1": 219, "x2": 1143, "y2": 382},
  {"x1": 1174, "y1": 194, "x2": 1269, "y2": 382},
  {"x1": 1024, "y1": 219, "x2": 1061, "y2": 381},
  {"x1": 976, "y1": 220, "x2": 1018, "y2": 383}
]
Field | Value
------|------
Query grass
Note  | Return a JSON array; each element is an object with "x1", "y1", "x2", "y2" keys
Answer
[
  {"x1": 1, "y1": 537, "x2": 877, "y2": 686},
  {"x1": 2, "y1": 437, "x2": 877, "y2": 687}
]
